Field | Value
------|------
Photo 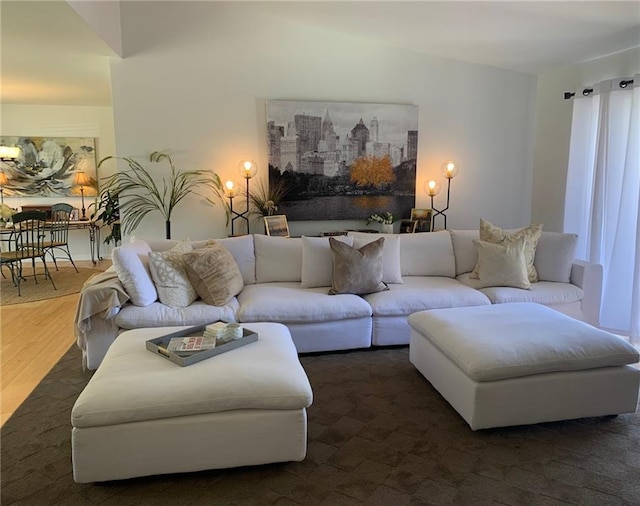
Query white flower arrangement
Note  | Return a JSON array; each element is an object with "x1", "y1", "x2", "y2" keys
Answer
[
  {"x1": 367, "y1": 212, "x2": 395, "y2": 225},
  {"x1": 0, "y1": 203, "x2": 17, "y2": 222}
]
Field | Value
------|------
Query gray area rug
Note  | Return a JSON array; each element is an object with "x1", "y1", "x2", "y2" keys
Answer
[{"x1": 2, "y1": 344, "x2": 639, "y2": 505}]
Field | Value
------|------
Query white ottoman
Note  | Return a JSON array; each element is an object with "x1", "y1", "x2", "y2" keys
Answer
[
  {"x1": 71, "y1": 323, "x2": 313, "y2": 483},
  {"x1": 409, "y1": 303, "x2": 640, "y2": 430}
]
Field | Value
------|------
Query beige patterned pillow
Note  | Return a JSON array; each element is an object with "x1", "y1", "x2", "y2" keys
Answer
[
  {"x1": 183, "y1": 242, "x2": 244, "y2": 306},
  {"x1": 148, "y1": 241, "x2": 197, "y2": 308},
  {"x1": 473, "y1": 238, "x2": 531, "y2": 289},
  {"x1": 470, "y1": 218, "x2": 543, "y2": 282},
  {"x1": 329, "y1": 237, "x2": 388, "y2": 295}
]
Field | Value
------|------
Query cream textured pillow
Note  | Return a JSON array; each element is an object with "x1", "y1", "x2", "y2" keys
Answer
[
  {"x1": 329, "y1": 237, "x2": 388, "y2": 295},
  {"x1": 183, "y1": 242, "x2": 244, "y2": 306},
  {"x1": 471, "y1": 218, "x2": 543, "y2": 282},
  {"x1": 473, "y1": 238, "x2": 531, "y2": 289},
  {"x1": 148, "y1": 241, "x2": 197, "y2": 308}
]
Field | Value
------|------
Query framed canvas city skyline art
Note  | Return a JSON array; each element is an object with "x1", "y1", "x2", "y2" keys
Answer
[
  {"x1": 0, "y1": 136, "x2": 98, "y2": 197},
  {"x1": 267, "y1": 100, "x2": 418, "y2": 221}
]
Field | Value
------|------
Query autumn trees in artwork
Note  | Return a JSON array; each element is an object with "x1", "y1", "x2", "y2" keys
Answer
[{"x1": 350, "y1": 155, "x2": 396, "y2": 189}]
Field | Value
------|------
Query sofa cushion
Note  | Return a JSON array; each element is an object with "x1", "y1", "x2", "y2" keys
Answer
[
  {"x1": 449, "y1": 229, "x2": 479, "y2": 275},
  {"x1": 148, "y1": 240, "x2": 198, "y2": 308},
  {"x1": 329, "y1": 237, "x2": 388, "y2": 295},
  {"x1": 203, "y1": 235, "x2": 256, "y2": 285},
  {"x1": 183, "y1": 243, "x2": 244, "y2": 306},
  {"x1": 254, "y1": 235, "x2": 302, "y2": 283},
  {"x1": 347, "y1": 232, "x2": 403, "y2": 284},
  {"x1": 130, "y1": 235, "x2": 257, "y2": 285},
  {"x1": 407, "y1": 303, "x2": 639, "y2": 382},
  {"x1": 112, "y1": 239, "x2": 157, "y2": 307},
  {"x1": 472, "y1": 219, "x2": 543, "y2": 282},
  {"x1": 534, "y1": 232, "x2": 578, "y2": 283},
  {"x1": 364, "y1": 276, "x2": 491, "y2": 317},
  {"x1": 238, "y1": 282, "x2": 372, "y2": 323},
  {"x1": 301, "y1": 235, "x2": 353, "y2": 288},
  {"x1": 399, "y1": 231, "x2": 455, "y2": 277},
  {"x1": 457, "y1": 273, "x2": 584, "y2": 305},
  {"x1": 473, "y1": 238, "x2": 531, "y2": 289},
  {"x1": 115, "y1": 299, "x2": 239, "y2": 329}
]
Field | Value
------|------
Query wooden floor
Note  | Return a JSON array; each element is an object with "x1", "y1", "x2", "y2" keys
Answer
[{"x1": 0, "y1": 259, "x2": 110, "y2": 426}]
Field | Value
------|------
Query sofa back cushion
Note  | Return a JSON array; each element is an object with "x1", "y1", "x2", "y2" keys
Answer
[
  {"x1": 112, "y1": 239, "x2": 158, "y2": 306},
  {"x1": 534, "y1": 232, "x2": 578, "y2": 283},
  {"x1": 254, "y1": 234, "x2": 303, "y2": 283},
  {"x1": 399, "y1": 230, "x2": 455, "y2": 277},
  {"x1": 449, "y1": 229, "x2": 479, "y2": 275},
  {"x1": 301, "y1": 235, "x2": 353, "y2": 288},
  {"x1": 347, "y1": 232, "x2": 403, "y2": 284},
  {"x1": 204, "y1": 235, "x2": 256, "y2": 285},
  {"x1": 130, "y1": 234, "x2": 256, "y2": 285}
]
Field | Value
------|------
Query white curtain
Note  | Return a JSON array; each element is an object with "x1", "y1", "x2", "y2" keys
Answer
[{"x1": 564, "y1": 74, "x2": 640, "y2": 343}]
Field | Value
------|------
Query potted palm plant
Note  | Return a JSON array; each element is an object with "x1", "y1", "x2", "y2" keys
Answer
[{"x1": 98, "y1": 151, "x2": 227, "y2": 239}]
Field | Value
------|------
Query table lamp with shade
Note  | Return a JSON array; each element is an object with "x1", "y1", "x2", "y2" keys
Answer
[{"x1": 74, "y1": 171, "x2": 90, "y2": 221}]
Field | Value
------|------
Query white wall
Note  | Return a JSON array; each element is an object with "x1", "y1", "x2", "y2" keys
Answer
[
  {"x1": 0, "y1": 104, "x2": 117, "y2": 260},
  {"x1": 110, "y1": 2, "x2": 537, "y2": 240},
  {"x1": 531, "y1": 48, "x2": 640, "y2": 232}
]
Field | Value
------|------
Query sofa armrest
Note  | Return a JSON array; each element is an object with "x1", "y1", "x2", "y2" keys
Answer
[
  {"x1": 570, "y1": 260, "x2": 603, "y2": 327},
  {"x1": 74, "y1": 269, "x2": 130, "y2": 370}
]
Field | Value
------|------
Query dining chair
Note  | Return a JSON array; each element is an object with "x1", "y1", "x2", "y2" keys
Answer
[
  {"x1": 0, "y1": 210, "x2": 56, "y2": 296},
  {"x1": 43, "y1": 202, "x2": 78, "y2": 272}
]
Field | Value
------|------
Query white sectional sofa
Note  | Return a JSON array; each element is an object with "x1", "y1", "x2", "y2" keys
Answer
[{"x1": 75, "y1": 230, "x2": 602, "y2": 370}]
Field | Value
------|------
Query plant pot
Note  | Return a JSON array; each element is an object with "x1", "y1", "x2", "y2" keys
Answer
[{"x1": 382, "y1": 224, "x2": 394, "y2": 234}]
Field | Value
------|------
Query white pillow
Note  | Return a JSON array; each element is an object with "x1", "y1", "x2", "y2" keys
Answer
[
  {"x1": 473, "y1": 238, "x2": 531, "y2": 289},
  {"x1": 534, "y1": 232, "x2": 578, "y2": 283},
  {"x1": 301, "y1": 235, "x2": 354, "y2": 288},
  {"x1": 148, "y1": 241, "x2": 197, "y2": 308},
  {"x1": 449, "y1": 229, "x2": 479, "y2": 275},
  {"x1": 254, "y1": 234, "x2": 303, "y2": 283},
  {"x1": 112, "y1": 240, "x2": 158, "y2": 306},
  {"x1": 398, "y1": 230, "x2": 456, "y2": 278},
  {"x1": 349, "y1": 233, "x2": 403, "y2": 284}
]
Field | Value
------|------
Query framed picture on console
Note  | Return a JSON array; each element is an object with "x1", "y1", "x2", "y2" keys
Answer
[
  {"x1": 399, "y1": 219, "x2": 418, "y2": 234},
  {"x1": 70, "y1": 208, "x2": 80, "y2": 221},
  {"x1": 410, "y1": 208, "x2": 433, "y2": 232},
  {"x1": 264, "y1": 215, "x2": 290, "y2": 237}
]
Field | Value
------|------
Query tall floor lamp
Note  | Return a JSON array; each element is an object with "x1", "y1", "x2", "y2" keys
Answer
[
  {"x1": 425, "y1": 160, "x2": 459, "y2": 230},
  {"x1": 74, "y1": 171, "x2": 90, "y2": 221}
]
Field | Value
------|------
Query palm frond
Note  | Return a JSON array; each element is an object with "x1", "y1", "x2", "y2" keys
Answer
[{"x1": 97, "y1": 152, "x2": 229, "y2": 237}]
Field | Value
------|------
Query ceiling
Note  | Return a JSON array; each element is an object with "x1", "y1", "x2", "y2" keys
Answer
[{"x1": 1, "y1": 1, "x2": 639, "y2": 107}]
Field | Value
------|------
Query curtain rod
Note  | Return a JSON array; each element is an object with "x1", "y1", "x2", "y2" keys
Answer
[{"x1": 564, "y1": 79, "x2": 634, "y2": 100}]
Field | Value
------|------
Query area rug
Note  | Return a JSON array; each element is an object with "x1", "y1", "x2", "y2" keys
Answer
[
  {"x1": 0, "y1": 266, "x2": 102, "y2": 305},
  {"x1": 1, "y1": 345, "x2": 639, "y2": 505}
]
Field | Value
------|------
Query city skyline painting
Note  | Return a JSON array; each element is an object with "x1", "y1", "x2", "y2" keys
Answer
[{"x1": 267, "y1": 100, "x2": 418, "y2": 221}]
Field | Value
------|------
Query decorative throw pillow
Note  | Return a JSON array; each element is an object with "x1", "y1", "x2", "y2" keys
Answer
[
  {"x1": 111, "y1": 240, "x2": 158, "y2": 307},
  {"x1": 329, "y1": 237, "x2": 388, "y2": 295},
  {"x1": 471, "y1": 218, "x2": 543, "y2": 282},
  {"x1": 473, "y1": 238, "x2": 531, "y2": 289},
  {"x1": 301, "y1": 235, "x2": 354, "y2": 288},
  {"x1": 183, "y1": 242, "x2": 244, "y2": 306},
  {"x1": 148, "y1": 241, "x2": 197, "y2": 308}
]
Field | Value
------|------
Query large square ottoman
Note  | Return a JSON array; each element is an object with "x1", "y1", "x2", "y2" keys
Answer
[
  {"x1": 408, "y1": 303, "x2": 639, "y2": 430},
  {"x1": 71, "y1": 322, "x2": 313, "y2": 483}
]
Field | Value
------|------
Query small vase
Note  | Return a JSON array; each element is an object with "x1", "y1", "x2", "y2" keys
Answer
[{"x1": 382, "y1": 224, "x2": 394, "y2": 234}]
